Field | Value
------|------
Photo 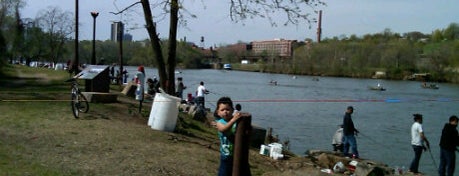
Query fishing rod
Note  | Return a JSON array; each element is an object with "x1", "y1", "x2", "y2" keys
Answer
[
  {"x1": 207, "y1": 90, "x2": 226, "y2": 96},
  {"x1": 427, "y1": 148, "x2": 438, "y2": 170}
]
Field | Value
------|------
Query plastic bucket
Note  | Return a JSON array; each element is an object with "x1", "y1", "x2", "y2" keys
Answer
[{"x1": 148, "y1": 92, "x2": 181, "y2": 132}]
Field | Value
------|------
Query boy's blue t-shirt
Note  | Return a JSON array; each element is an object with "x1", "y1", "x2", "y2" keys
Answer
[{"x1": 217, "y1": 118, "x2": 237, "y2": 159}]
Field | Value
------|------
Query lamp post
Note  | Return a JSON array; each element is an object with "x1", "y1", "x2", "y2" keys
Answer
[{"x1": 91, "y1": 11, "x2": 99, "y2": 65}]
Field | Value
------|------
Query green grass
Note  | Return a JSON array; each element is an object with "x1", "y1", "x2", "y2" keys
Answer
[{"x1": 0, "y1": 64, "x2": 324, "y2": 176}]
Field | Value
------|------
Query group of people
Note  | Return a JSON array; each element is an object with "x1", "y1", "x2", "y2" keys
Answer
[
  {"x1": 131, "y1": 65, "x2": 210, "y2": 107},
  {"x1": 332, "y1": 106, "x2": 458, "y2": 175},
  {"x1": 109, "y1": 64, "x2": 128, "y2": 84}
]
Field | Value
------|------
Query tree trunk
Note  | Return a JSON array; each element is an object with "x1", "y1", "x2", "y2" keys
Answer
[
  {"x1": 166, "y1": 0, "x2": 179, "y2": 94},
  {"x1": 140, "y1": 0, "x2": 167, "y2": 92},
  {"x1": 140, "y1": 0, "x2": 179, "y2": 95}
]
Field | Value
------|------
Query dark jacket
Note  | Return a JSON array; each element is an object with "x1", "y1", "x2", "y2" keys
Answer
[
  {"x1": 343, "y1": 112, "x2": 357, "y2": 136},
  {"x1": 439, "y1": 123, "x2": 459, "y2": 151}
]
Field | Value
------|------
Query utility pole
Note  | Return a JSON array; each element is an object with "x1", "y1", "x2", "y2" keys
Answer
[
  {"x1": 117, "y1": 22, "x2": 124, "y2": 85},
  {"x1": 74, "y1": 0, "x2": 79, "y2": 74}
]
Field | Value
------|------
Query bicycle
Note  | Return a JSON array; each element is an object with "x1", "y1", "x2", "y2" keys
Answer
[{"x1": 65, "y1": 78, "x2": 89, "y2": 118}]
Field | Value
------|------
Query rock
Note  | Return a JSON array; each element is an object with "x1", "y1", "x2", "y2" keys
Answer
[
  {"x1": 355, "y1": 160, "x2": 393, "y2": 176},
  {"x1": 306, "y1": 150, "x2": 394, "y2": 176}
]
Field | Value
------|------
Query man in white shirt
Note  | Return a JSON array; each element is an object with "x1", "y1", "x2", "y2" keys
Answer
[
  {"x1": 196, "y1": 81, "x2": 208, "y2": 108},
  {"x1": 409, "y1": 113, "x2": 430, "y2": 174}
]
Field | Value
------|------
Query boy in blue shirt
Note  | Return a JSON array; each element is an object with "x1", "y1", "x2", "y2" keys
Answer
[{"x1": 214, "y1": 97, "x2": 249, "y2": 176}]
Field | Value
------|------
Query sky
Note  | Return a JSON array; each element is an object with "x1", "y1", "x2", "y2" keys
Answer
[{"x1": 21, "y1": 0, "x2": 459, "y2": 47}]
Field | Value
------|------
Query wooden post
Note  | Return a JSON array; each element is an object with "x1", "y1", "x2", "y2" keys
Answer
[{"x1": 233, "y1": 113, "x2": 252, "y2": 176}]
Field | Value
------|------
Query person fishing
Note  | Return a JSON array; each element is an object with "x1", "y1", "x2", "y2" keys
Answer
[
  {"x1": 342, "y1": 106, "x2": 359, "y2": 158},
  {"x1": 409, "y1": 113, "x2": 430, "y2": 175},
  {"x1": 195, "y1": 81, "x2": 209, "y2": 108},
  {"x1": 438, "y1": 115, "x2": 458, "y2": 176}
]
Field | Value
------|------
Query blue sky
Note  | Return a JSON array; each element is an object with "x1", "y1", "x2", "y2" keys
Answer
[{"x1": 22, "y1": 0, "x2": 459, "y2": 47}]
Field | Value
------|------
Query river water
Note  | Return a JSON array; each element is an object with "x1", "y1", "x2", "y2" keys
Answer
[{"x1": 125, "y1": 66, "x2": 459, "y2": 175}]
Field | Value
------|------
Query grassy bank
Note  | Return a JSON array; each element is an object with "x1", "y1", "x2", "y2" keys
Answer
[{"x1": 0, "y1": 65, "x2": 334, "y2": 175}]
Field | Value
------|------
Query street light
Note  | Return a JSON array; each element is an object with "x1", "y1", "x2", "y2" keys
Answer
[{"x1": 91, "y1": 11, "x2": 99, "y2": 65}]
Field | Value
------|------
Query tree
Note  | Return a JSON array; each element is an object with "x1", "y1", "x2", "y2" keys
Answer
[
  {"x1": 0, "y1": 0, "x2": 25, "y2": 65},
  {"x1": 36, "y1": 6, "x2": 74, "y2": 65},
  {"x1": 138, "y1": 0, "x2": 325, "y2": 94}
]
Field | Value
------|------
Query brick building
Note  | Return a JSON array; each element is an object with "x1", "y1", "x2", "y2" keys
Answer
[{"x1": 250, "y1": 39, "x2": 296, "y2": 58}]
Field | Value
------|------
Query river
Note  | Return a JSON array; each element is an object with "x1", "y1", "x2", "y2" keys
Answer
[{"x1": 125, "y1": 66, "x2": 459, "y2": 175}]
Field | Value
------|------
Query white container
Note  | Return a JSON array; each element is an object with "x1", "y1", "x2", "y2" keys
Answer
[
  {"x1": 259, "y1": 145, "x2": 270, "y2": 156},
  {"x1": 148, "y1": 92, "x2": 181, "y2": 132},
  {"x1": 268, "y1": 143, "x2": 283, "y2": 157},
  {"x1": 272, "y1": 152, "x2": 284, "y2": 160}
]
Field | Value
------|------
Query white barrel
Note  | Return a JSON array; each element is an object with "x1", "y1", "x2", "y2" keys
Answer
[{"x1": 148, "y1": 92, "x2": 181, "y2": 132}]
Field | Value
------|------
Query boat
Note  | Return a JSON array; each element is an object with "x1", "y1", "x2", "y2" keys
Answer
[
  {"x1": 223, "y1": 64, "x2": 232, "y2": 70},
  {"x1": 368, "y1": 86, "x2": 386, "y2": 91},
  {"x1": 421, "y1": 83, "x2": 439, "y2": 89},
  {"x1": 269, "y1": 80, "x2": 278, "y2": 86},
  {"x1": 368, "y1": 83, "x2": 386, "y2": 91}
]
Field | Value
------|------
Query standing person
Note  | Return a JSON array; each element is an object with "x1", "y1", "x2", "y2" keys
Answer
[
  {"x1": 332, "y1": 125, "x2": 344, "y2": 152},
  {"x1": 438, "y1": 115, "x2": 458, "y2": 176},
  {"x1": 196, "y1": 81, "x2": 209, "y2": 108},
  {"x1": 214, "y1": 97, "x2": 250, "y2": 176},
  {"x1": 134, "y1": 66, "x2": 145, "y2": 113},
  {"x1": 175, "y1": 77, "x2": 186, "y2": 100},
  {"x1": 342, "y1": 106, "x2": 359, "y2": 158},
  {"x1": 409, "y1": 113, "x2": 430, "y2": 174},
  {"x1": 122, "y1": 68, "x2": 128, "y2": 84},
  {"x1": 110, "y1": 64, "x2": 115, "y2": 83}
]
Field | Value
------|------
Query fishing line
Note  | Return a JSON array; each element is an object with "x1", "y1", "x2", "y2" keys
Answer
[
  {"x1": 207, "y1": 90, "x2": 226, "y2": 96},
  {"x1": 358, "y1": 132, "x2": 401, "y2": 150}
]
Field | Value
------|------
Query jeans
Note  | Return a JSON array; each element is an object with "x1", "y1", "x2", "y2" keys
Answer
[
  {"x1": 438, "y1": 148, "x2": 456, "y2": 176},
  {"x1": 218, "y1": 155, "x2": 233, "y2": 176},
  {"x1": 195, "y1": 96, "x2": 205, "y2": 108},
  {"x1": 343, "y1": 135, "x2": 359, "y2": 157},
  {"x1": 409, "y1": 145, "x2": 423, "y2": 173}
]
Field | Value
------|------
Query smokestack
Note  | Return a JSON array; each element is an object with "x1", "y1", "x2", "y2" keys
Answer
[{"x1": 317, "y1": 10, "x2": 322, "y2": 43}]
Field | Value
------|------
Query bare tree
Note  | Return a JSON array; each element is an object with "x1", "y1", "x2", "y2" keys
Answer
[
  {"x1": 138, "y1": 0, "x2": 324, "y2": 94},
  {"x1": 36, "y1": 6, "x2": 74, "y2": 64}
]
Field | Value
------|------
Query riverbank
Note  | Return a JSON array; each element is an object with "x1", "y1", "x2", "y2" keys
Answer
[
  {"x1": 0, "y1": 65, "x2": 422, "y2": 175},
  {"x1": 231, "y1": 63, "x2": 459, "y2": 84}
]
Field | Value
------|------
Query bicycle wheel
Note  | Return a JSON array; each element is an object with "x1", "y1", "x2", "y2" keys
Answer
[
  {"x1": 70, "y1": 93, "x2": 80, "y2": 118},
  {"x1": 76, "y1": 92, "x2": 89, "y2": 113}
]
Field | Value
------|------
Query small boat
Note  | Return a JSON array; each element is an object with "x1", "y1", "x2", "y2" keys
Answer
[
  {"x1": 421, "y1": 83, "x2": 439, "y2": 89},
  {"x1": 223, "y1": 64, "x2": 232, "y2": 70},
  {"x1": 369, "y1": 86, "x2": 386, "y2": 91},
  {"x1": 368, "y1": 83, "x2": 386, "y2": 91}
]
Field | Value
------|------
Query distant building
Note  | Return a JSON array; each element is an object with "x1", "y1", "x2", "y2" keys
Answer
[
  {"x1": 110, "y1": 22, "x2": 124, "y2": 42},
  {"x1": 250, "y1": 39, "x2": 297, "y2": 59},
  {"x1": 123, "y1": 33, "x2": 132, "y2": 42}
]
